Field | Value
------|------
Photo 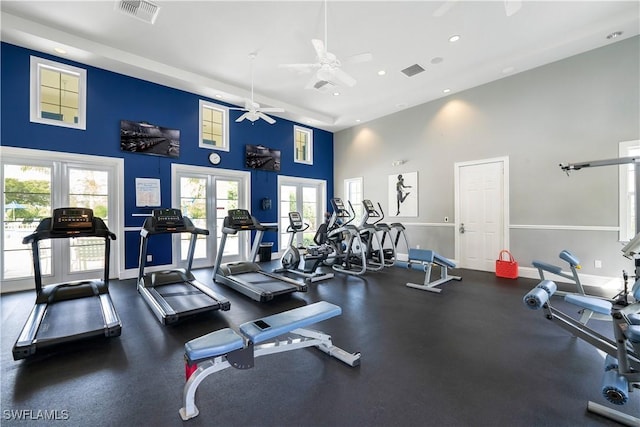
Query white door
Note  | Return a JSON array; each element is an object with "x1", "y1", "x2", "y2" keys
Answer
[
  {"x1": 455, "y1": 158, "x2": 508, "y2": 271},
  {"x1": 277, "y1": 176, "x2": 326, "y2": 250},
  {"x1": 173, "y1": 165, "x2": 250, "y2": 267},
  {"x1": 2, "y1": 148, "x2": 122, "y2": 292}
]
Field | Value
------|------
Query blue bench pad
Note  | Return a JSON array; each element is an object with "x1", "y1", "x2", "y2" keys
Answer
[
  {"x1": 239, "y1": 301, "x2": 341, "y2": 344},
  {"x1": 407, "y1": 248, "x2": 456, "y2": 269},
  {"x1": 564, "y1": 294, "x2": 612, "y2": 315},
  {"x1": 559, "y1": 250, "x2": 580, "y2": 267},
  {"x1": 185, "y1": 328, "x2": 245, "y2": 361},
  {"x1": 627, "y1": 325, "x2": 640, "y2": 343},
  {"x1": 532, "y1": 260, "x2": 562, "y2": 275}
]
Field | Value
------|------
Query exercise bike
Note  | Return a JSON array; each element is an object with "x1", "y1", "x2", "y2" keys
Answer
[{"x1": 274, "y1": 211, "x2": 334, "y2": 283}]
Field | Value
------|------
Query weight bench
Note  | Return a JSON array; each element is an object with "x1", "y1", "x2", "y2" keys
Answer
[
  {"x1": 523, "y1": 279, "x2": 640, "y2": 426},
  {"x1": 395, "y1": 248, "x2": 461, "y2": 293},
  {"x1": 179, "y1": 301, "x2": 361, "y2": 420}
]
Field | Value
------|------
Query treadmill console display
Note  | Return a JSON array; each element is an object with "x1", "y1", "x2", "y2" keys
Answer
[
  {"x1": 51, "y1": 207, "x2": 94, "y2": 232},
  {"x1": 227, "y1": 209, "x2": 254, "y2": 228},
  {"x1": 153, "y1": 208, "x2": 185, "y2": 230}
]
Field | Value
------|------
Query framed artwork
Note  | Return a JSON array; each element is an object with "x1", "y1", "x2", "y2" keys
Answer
[{"x1": 388, "y1": 171, "x2": 418, "y2": 217}]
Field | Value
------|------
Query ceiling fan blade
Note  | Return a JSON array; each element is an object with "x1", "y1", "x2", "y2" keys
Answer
[
  {"x1": 346, "y1": 52, "x2": 373, "y2": 64},
  {"x1": 228, "y1": 107, "x2": 247, "y2": 111},
  {"x1": 235, "y1": 112, "x2": 249, "y2": 123},
  {"x1": 278, "y1": 63, "x2": 318, "y2": 73},
  {"x1": 331, "y1": 68, "x2": 357, "y2": 87},
  {"x1": 433, "y1": 0, "x2": 459, "y2": 18},
  {"x1": 257, "y1": 112, "x2": 276, "y2": 125},
  {"x1": 259, "y1": 107, "x2": 285, "y2": 113}
]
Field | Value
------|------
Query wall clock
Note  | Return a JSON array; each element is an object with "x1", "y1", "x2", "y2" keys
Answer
[{"x1": 208, "y1": 152, "x2": 221, "y2": 165}]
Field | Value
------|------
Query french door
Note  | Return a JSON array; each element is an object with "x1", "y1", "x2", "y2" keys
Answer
[
  {"x1": 277, "y1": 176, "x2": 327, "y2": 250},
  {"x1": 172, "y1": 164, "x2": 250, "y2": 268},
  {"x1": 1, "y1": 147, "x2": 122, "y2": 293}
]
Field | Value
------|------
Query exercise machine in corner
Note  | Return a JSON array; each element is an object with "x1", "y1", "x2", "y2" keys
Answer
[
  {"x1": 213, "y1": 209, "x2": 307, "y2": 302},
  {"x1": 273, "y1": 211, "x2": 334, "y2": 283},
  {"x1": 138, "y1": 208, "x2": 230, "y2": 325},
  {"x1": 13, "y1": 207, "x2": 121, "y2": 360}
]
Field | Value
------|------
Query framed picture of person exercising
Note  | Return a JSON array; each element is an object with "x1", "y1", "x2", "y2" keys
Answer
[{"x1": 388, "y1": 171, "x2": 418, "y2": 217}]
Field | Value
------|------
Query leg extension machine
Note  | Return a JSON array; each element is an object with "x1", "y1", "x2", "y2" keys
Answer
[{"x1": 523, "y1": 280, "x2": 640, "y2": 426}]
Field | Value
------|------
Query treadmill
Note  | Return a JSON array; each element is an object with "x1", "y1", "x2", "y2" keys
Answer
[
  {"x1": 137, "y1": 208, "x2": 230, "y2": 325},
  {"x1": 213, "y1": 209, "x2": 307, "y2": 302},
  {"x1": 12, "y1": 207, "x2": 121, "y2": 360}
]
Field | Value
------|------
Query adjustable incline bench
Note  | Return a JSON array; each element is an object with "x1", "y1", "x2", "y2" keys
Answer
[
  {"x1": 395, "y1": 248, "x2": 461, "y2": 293},
  {"x1": 179, "y1": 301, "x2": 361, "y2": 420}
]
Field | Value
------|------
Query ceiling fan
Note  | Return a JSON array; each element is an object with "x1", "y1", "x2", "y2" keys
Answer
[
  {"x1": 279, "y1": 0, "x2": 372, "y2": 92},
  {"x1": 231, "y1": 53, "x2": 284, "y2": 125},
  {"x1": 433, "y1": 0, "x2": 522, "y2": 18}
]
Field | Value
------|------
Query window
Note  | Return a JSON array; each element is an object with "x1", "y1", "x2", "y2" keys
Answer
[
  {"x1": 30, "y1": 56, "x2": 86, "y2": 130},
  {"x1": 199, "y1": 100, "x2": 229, "y2": 151},
  {"x1": 294, "y1": 125, "x2": 313, "y2": 165},
  {"x1": 619, "y1": 140, "x2": 640, "y2": 241},
  {"x1": 344, "y1": 177, "x2": 363, "y2": 222}
]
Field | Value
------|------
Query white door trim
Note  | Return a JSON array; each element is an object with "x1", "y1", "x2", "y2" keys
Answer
[{"x1": 454, "y1": 156, "x2": 510, "y2": 268}]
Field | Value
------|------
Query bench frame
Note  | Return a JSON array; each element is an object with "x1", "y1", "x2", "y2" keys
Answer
[{"x1": 398, "y1": 248, "x2": 461, "y2": 293}]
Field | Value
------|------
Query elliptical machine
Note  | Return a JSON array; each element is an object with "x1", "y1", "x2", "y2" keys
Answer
[{"x1": 274, "y1": 211, "x2": 334, "y2": 283}]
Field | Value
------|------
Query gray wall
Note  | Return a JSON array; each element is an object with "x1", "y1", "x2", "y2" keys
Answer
[{"x1": 334, "y1": 36, "x2": 640, "y2": 278}]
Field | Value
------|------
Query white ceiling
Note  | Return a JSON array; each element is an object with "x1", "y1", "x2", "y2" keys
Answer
[{"x1": 1, "y1": 1, "x2": 639, "y2": 132}]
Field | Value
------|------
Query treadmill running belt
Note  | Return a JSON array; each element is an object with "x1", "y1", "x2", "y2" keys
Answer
[{"x1": 37, "y1": 297, "x2": 105, "y2": 341}]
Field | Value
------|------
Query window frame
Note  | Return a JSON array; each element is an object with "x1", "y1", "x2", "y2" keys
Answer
[
  {"x1": 293, "y1": 125, "x2": 313, "y2": 165},
  {"x1": 619, "y1": 139, "x2": 640, "y2": 242},
  {"x1": 199, "y1": 100, "x2": 230, "y2": 152},
  {"x1": 30, "y1": 56, "x2": 87, "y2": 130}
]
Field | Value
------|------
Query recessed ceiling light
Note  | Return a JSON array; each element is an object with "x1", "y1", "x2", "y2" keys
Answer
[
  {"x1": 502, "y1": 66, "x2": 515, "y2": 74},
  {"x1": 443, "y1": 88, "x2": 451, "y2": 94},
  {"x1": 54, "y1": 47, "x2": 67, "y2": 54},
  {"x1": 333, "y1": 92, "x2": 340, "y2": 96},
  {"x1": 377, "y1": 70, "x2": 386, "y2": 76},
  {"x1": 606, "y1": 31, "x2": 623, "y2": 40},
  {"x1": 356, "y1": 119, "x2": 361, "y2": 123},
  {"x1": 215, "y1": 94, "x2": 223, "y2": 99},
  {"x1": 448, "y1": 35, "x2": 461, "y2": 43},
  {"x1": 430, "y1": 57, "x2": 444, "y2": 65}
]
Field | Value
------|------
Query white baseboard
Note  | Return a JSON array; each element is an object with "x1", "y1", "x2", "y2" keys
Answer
[{"x1": 517, "y1": 266, "x2": 623, "y2": 289}]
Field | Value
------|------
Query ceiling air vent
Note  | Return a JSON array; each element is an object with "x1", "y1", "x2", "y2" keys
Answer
[
  {"x1": 401, "y1": 64, "x2": 425, "y2": 77},
  {"x1": 115, "y1": 0, "x2": 160, "y2": 24}
]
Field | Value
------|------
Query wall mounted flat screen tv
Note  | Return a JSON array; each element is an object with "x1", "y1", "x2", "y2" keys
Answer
[
  {"x1": 245, "y1": 144, "x2": 281, "y2": 172},
  {"x1": 120, "y1": 120, "x2": 180, "y2": 158}
]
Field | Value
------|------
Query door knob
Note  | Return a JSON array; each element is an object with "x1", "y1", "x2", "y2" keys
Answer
[{"x1": 459, "y1": 223, "x2": 465, "y2": 234}]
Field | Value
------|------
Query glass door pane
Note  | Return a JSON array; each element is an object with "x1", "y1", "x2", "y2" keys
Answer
[
  {"x1": 216, "y1": 179, "x2": 239, "y2": 256},
  {"x1": 3, "y1": 164, "x2": 52, "y2": 279},
  {"x1": 301, "y1": 186, "x2": 317, "y2": 246},
  {"x1": 68, "y1": 168, "x2": 109, "y2": 273},
  {"x1": 280, "y1": 185, "x2": 297, "y2": 247},
  {"x1": 179, "y1": 176, "x2": 208, "y2": 261}
]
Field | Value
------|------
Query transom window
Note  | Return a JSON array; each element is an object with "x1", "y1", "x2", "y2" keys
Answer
[
  {"x1": 30, "y1": 56, "x2": 86, "y2": 130},
  {"x1": 294, "y1": 125, "x2": 313, "y2": 165},
  {"x1": 199, "y1": 100, "x2": 229, "y2": 152}
]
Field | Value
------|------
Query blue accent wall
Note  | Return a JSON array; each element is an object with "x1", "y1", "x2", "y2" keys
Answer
[{"x1": 1, "y1": 42, "x2": 334, "y2": 269}]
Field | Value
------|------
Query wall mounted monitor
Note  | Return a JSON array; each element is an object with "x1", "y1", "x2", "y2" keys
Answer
[{"x1": 120, "y1": 120, "x2": 180, "y2": 158}]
